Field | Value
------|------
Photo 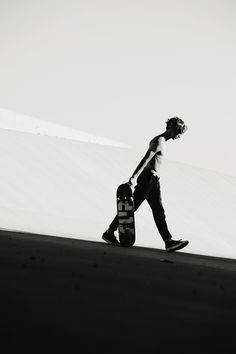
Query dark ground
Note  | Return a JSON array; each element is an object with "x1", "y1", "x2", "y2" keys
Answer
[{"x1": 0, "y1": 229, "x2": 235, "y2": 353}]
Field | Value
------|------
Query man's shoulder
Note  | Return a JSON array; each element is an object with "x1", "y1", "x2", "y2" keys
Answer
[{"x1": 149, "y1": 135, "x2": 164, "y2": 149}]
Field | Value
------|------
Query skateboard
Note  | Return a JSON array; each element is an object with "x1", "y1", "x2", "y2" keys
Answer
[{"x1": 116, "y1": 183, "x2": 135, "y2": 247}]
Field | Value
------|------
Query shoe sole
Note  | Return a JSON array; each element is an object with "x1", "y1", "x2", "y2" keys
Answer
[
  {"x1": 166, "y1": 240, "x2": 189, "y2": 252},
  {"x1": 102, "y1": 235, "x2": 120, "y2": 246}
]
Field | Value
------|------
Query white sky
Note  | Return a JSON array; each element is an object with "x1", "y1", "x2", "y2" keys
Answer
[{"x1": 0, "y1": 0, "x2": 236, "y2": 176}]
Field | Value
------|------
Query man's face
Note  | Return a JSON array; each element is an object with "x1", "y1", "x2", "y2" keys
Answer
[{"x1": 171, "y1": 128, "x2": 181, "y2": 140}]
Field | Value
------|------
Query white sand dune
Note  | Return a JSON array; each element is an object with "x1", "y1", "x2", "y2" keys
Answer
[
  {"x1": 0, "y1": 108, "x2": 131, "y2": 148},
  {"x1": 0, "y1": 108, "x2": 235, "y2": 259}
]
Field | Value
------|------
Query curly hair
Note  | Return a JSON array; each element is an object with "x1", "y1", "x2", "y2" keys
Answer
[{"x1": 166, "y1": 117, "x2": 187, "y2": 134}]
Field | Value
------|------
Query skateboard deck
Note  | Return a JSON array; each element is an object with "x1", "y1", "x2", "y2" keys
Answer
[{"x1": 116, "y1": 183, "x2": 135, "y2": 247}]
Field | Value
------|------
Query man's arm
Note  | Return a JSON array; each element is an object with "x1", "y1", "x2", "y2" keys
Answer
[
  {"x1": 128, "y1": 137, "x2": 163, "y2": 187},
  {"x1": 129, "y1": 149, "x2": 155, "y2": 185}
]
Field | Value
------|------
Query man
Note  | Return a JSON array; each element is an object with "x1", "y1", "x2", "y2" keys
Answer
[{"x1": 102, "y1": 117, "x2": 189, "y2": 252}]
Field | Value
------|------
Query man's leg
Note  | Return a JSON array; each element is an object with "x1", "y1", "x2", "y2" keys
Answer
[
  {"x1": 146, "y1": 177, "x2": 172, "y2": 242},
  {"x1": 146, "y1": 176, "x2": 189, "y2": 251}
]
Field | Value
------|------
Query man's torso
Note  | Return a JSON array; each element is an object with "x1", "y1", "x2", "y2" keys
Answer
[{"x1": 144, "y1": 135, "x2": 166, "y2": 177}]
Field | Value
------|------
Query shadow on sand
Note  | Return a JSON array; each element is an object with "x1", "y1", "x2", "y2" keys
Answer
[{"x1": 0, "y1": 229, "x2": 235, "y2": 353}]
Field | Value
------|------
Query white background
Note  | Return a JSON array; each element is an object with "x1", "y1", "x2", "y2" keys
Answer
[{"x1": 0, "y1": 0, "x2": 235, "y2": 175}]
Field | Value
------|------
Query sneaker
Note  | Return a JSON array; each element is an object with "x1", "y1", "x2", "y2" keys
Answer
[
  {"x1": 165, "y1": 239, "x2": 189, "y2": 252},
  {"x1": 102, "y1": 229, "x2": 119, "y2": 245}
]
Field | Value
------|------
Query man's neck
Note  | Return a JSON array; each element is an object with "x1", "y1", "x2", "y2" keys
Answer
[{"x1": 160, "y1": 131, "x2": 171, "y2": 141}]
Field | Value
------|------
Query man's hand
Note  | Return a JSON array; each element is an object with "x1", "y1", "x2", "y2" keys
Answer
[{"x1": 128, "y1": 177, "x2": 137, "y2": 193}]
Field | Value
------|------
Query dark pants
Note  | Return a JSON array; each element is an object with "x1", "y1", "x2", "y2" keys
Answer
[{"x1": 109, "y1": 170, "x2": 172, "y2": 242}]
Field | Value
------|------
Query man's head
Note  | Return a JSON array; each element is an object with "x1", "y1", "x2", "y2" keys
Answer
[{"x1": 166, "y1": 117, "x2": 188, "y2": 139}]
